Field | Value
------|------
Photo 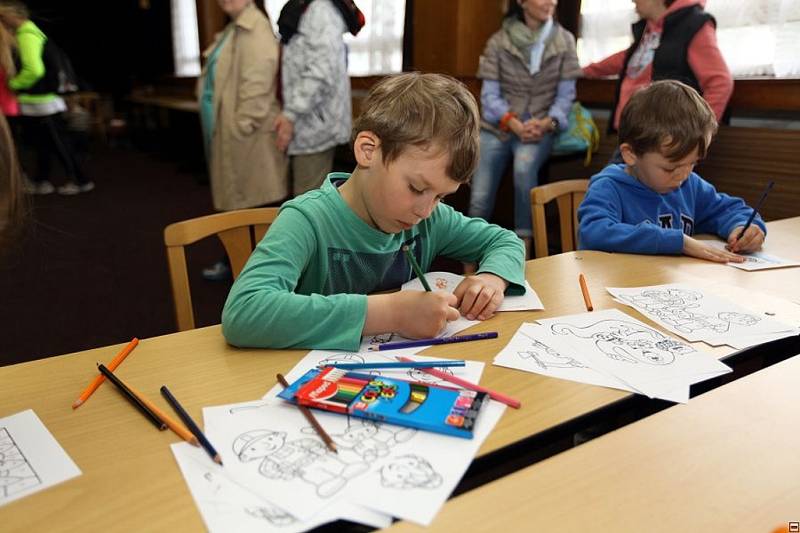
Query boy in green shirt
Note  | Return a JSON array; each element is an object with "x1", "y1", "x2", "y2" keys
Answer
[{"x1": 222, "y1": 73, "x2": 526, "y2": 351}]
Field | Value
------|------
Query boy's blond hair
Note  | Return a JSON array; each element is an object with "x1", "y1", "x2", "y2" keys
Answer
[
  {"x1": 353, "y1": 72, "x2": 480, "y2": 183},
  {"x1": 619, "y1": 79, "x2": 718, "y2": 161}
]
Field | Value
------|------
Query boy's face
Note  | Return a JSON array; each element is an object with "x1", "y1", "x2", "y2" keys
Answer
[
  {"x1": 621, "y1": 141, "x2": 701, "y2": 194},
  {"x1": 361, "y1": 143, "x2": 461, "y2": 234}
]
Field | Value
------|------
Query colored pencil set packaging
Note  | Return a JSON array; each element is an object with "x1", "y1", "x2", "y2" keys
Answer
[{"x1": 278, "y1": 367, "x2": 487, "y2": 439}]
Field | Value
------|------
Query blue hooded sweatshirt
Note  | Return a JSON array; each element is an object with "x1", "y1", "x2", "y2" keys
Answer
[{"x1": 578, "y1": 164, "x2": 766, "y2": 255}]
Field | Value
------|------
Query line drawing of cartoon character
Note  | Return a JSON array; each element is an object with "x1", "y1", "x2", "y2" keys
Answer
[
  {"x1": 379, "y1": 455, "x2": 442, "y2": 490},
  {"x1": 201, "y1": 470, "x2": 298, "y2": 526},
  {"x1": 406, "y1": 366, "x2": 453, "y2": 384},
  {"x1": 0, "y1": 428, "x2": 41, "y2": 499},
  {"x1": 324, "y1": 419, "x2": 416, "y2": 462},
  {"x1": 516, "y1": 335, "x2": 585, "y2": 370},
  {"x1": 550, "y1": 319, "x2": 693, "y2": 365},
  {"x1": 244, "y1": 505, "x2": 297, "y2": 526},
  {"x1": 233, "y1": 429, "x2": 370, "y2": 498}
]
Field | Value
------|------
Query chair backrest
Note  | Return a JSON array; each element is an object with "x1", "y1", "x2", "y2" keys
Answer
[
  {"x1": 163, "y1": 207, "x2": 279, "y2": 331},
  {"x1": 530, "y1": 179, "x2": 589, "y2": 258}
]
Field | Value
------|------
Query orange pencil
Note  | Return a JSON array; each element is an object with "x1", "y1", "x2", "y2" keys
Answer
[
  {"x1": 73, "y1": 337, "x2": 139, "y2": 409},
  {"x1": 124, "y1": 382, "x2": 199, "y2": 446},
  {"x1": 578, "y1": 273, "x2": 593, "y2": 312}
]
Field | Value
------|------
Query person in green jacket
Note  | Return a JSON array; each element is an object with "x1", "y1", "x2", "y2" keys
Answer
[
  {"x1": 0, "y1": 1, "x2": 93, "y2": 195},
  {"x1": 222, "y1": 72, "x2": 527, "y2": 351}
]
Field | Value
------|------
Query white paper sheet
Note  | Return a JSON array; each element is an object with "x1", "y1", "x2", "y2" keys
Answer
[
  {"x1": 203, "y1": 398, "x2": 504, "y2": 526},
  {"x1": 0, "y1": 409, "x2": 81, "y2": 507},
  {"x1": 534, "y1": 309, "x2": 730, "y2": 401},
  {"x1": 171, "y1": 442, "x2": 392, "y2": 533},
  {"x1": 704, "y1": 241, "x2": 800, "y2": 271},
  {"x1": 401, "y1": 271, "x2": 544, "y2": 312},
  {"x1": 608, "y1": 283, "x2": 796, "y2": 344}
]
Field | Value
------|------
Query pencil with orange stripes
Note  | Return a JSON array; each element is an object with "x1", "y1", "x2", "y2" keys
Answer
[{"x1": 73, "y1": 337, "x2": 139, "y2": 409}]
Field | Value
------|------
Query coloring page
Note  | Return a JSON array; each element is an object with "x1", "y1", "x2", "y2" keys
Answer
[
  {"x1": 203, "y1": 397, "x2": 504, "y2": 526},
  {"x1": 171, "y1": 442, "x2": 391, "y2": 532},
  {"x1": 401, "y1": 271, "x2": 544, "y2": 312},
  {"x1": 0, "y1": 410, "x2": 81, "y2": 507},
  {"x1": 607, "y1": 283, "x2": 795, "y2": 344},
  {"x1": 536, "y1": 309, "x2": 730, "y2": 400},
  {"x1": 705, "y1": 241, "x2": 800, "y2": 271}
]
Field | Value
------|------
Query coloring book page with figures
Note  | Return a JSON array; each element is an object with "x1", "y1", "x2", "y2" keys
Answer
[
  {"x1": 262, "y1": 350, "x2": 485, "y2": 403},
  {"x1": 607, "y1": 283, "x2": 796, "y2": 344},
  {"x1": 493, "y1": 322, "x2": 633, "y2": 391},
  {"x1": 171, "y1": 442, "x2": 391, "y2": 533},
  {"x1": 0, "y1": 410, "x2": 81, "y2": 507},
  {"x1": 536, "y1": 309, "x2": 730, "y2": 401},
  {"x1": 705, "y1": 241, "x2": 800, "y2": 271},
  {"x1": 401, "y1": 271, "x2": 544, "y2": 312},
  {"x1": 202, "y1": 396, "x2": 504, "y2": 526}
]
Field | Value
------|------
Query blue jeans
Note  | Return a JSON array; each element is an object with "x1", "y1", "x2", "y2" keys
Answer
[{"x1": 468, "y1": 129, "x2": 554, "y2": 237}]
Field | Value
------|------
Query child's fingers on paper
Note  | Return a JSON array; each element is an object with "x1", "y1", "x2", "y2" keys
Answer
[
  {"x1": 463, "y1": 287, "x2": 493, "y2": 320},
  {"x1": 477, "y1": 291, "x2": 503, "y2": 320},
  {"x1": 446, "y1": 305, "x2": 460, "y2": 322}
]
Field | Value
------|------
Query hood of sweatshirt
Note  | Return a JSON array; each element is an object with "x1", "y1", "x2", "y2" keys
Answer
[
  {"x1": 588, "y1": 163, "x2": 671, "y2": 198},
  {"x1": 647, "y1": 0, "x2": 707, "y2": 31}
]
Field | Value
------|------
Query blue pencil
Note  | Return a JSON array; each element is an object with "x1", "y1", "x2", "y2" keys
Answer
[
  {"x1": 737, "y1": 180, "x2": 774, "y2": 240},
  {"x1": 160, "y1": 385, "x2": 223, "y2": 465},
  {"x1": 325, "y1": 360, "x2": 466, "y2": 370},
  {"x1": 368, "y1": 331, "x2": 499, "y2": 352}
]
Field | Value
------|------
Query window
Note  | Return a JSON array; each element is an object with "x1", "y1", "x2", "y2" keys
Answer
[
  {"x1": 578, "y1": 0, "x2": 800, "y2": 78},
  {"x1": 171, "y1": 0, "x2": 201, "y2": 77},
  {"x1": 264, "y1": 0, "x2": 405, "y2": 76}
]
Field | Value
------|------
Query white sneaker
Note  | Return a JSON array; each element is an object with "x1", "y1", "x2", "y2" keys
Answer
[
  {"x1": 24, "y1": 180, "x2": 55, "y2": 194},
  {"x1": 57, "y1": 181, "x2": 95, "y2": 195}
]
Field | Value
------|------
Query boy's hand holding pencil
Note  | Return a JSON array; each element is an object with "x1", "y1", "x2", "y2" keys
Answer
[
  {"x1": 726, "y1": 225, "x2": 765, "y2": 254},
  {"x1": 390, "y1": 291, "x2": 461, "y2": 339}
]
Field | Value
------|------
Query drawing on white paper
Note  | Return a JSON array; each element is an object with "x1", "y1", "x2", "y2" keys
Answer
[
  {"x1": 0, "y1": 428, "x2": 41, "y2": 499},
  {"x1": 365, "y1": 333, "x2": 397, "y2": 348},
  {"x1": 325, "y1": 419, "x2": 416, "y2": 462},
  {"x1": 516, "y1": 337, "x2": 585, "y2": 370},
  {"x1": 228, "y1": 401, "x2": 270, "y2": 415},
  {"x1": 617, "y1": 288, "x2": 761, "y2": 336},
  {"x1": 551, "y1": 319, "x2": 694, "y2": 365},
  {"x1": 232, "y1": 429, "x2": 370, "y2": 498},
  {"x1": 320, "y1": 353, "x2": 365, "y2": 366},
  {"x1": 380, "y1": 455, "x2": 442, "y2": 490},
  {"x1": 201, "y1": 470, "x2": 299, "y2": 526},
  {"x1": 405, "y1": 366, "x2": 454, "y2": 385},
  {"x1": 433, "y1": 277, "x2": 449, "y2": 290}
]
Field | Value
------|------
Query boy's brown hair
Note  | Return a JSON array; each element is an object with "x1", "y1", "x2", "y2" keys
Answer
[
  {"x1": 353, "y1": 72, "x2": 480, "y2": 183},
  {"x1": 619, "y1": 79, "x2": 718, "y2": 161}
]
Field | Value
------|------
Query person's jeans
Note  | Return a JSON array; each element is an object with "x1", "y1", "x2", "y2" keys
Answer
[{"x1": 468, "y1": 129, "x2": 554, "y2": 237}]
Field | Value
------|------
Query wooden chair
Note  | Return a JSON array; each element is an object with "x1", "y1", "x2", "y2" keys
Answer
[
  {"x1": 163, "y1": 207, "x2": 279, "y2": 331},
  {"x1": 530, "y1": 179, "x2": 590, "y2": 258}
]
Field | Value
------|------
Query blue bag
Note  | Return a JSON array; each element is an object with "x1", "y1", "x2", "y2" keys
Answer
[{"x1": 552, "y1": 102, "x2": 599, "y2": 166}]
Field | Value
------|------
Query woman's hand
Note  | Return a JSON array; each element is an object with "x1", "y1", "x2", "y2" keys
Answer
[{"x1": 273, "y1": 114, "x2": 294, "y2": 152}]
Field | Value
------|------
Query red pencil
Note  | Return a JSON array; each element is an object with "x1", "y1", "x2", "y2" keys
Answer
[{"x1": 395, "y1": 356, "x2": 521, "y2": 409}]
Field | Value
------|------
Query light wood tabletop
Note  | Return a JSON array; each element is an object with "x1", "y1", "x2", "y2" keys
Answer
[
  {"x1": 1, "y1": 218, "x2": 798, "y2": 531},
  {"x1": 382, "y1": 349, "x2": 800, "y2": 533}
]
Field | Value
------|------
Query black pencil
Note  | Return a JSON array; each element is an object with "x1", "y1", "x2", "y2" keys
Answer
[
  {"x1": 402, "y1": 244, "x2": 431, "y2": 291},
  {"x1": 97, "y1": 363, "x2": 167, "y2": 431},
  {"x1": 737, "y1": 180, "x2": 774, "y2": 240},
  {"x1": 160, "y1": 385, "x2": 223, "y2": 465}
]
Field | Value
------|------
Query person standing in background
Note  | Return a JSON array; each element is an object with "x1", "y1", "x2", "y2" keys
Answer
[
  {"x1": 0, "y1": 0, "x2": 93, "y2": 195},
  {"x1": 274, "y1": 0, "x2": 364, "y2": 197},
  {"x1": 582, "y1": 0, "x2": 732, "y2": 134},
  {"x1": 0, "y1": 21, "x2": 18, "y2": 117},
  {"x1": 197, "y1": 0, "x2": 288, "y2": 280},
  {"x1": 0, "y1": 113, "x2": 25, "y2": 255}
]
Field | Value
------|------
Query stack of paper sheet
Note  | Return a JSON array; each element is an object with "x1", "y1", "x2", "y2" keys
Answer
[
  {"x1": 171, "y1": 351, "x2": 505, "y2": 532},
  {"x1": 607, "y1": 283, "x2": 800, "y2": 349},
  {"x1": 493, "y1": 309, "x2": 731, "y2": 403}
]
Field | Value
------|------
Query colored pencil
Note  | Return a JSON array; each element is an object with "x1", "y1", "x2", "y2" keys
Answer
[
  {"x1": 73, "y1": 337, "x2": 139, "y2": 409},
  {"x1": 160, "y1": 385, "x2": 223, "y2": 465},
  {"x1": 276, "y1": 374, "x2": 338, "y2": 454},
  {"x1": 737, "y1": 180, "x2": 774, "y2": 240},
  {"x1": 402, "y1": 244, "x2": 431, "y2": 291},
  {"x1": 327, "y1": 360, "x2": 466, "y2": 370},
  {"x1": 123, "y1": 382, "x2": 199, "y2": 446},
  {"x1": 368, "y1": 332, "x2": 499, "y2": 351},
  {"x1": 396, "y1": 356, "x2": 522, "y2": 409},
  {"x1": 97, "y1": 363, "x2": 167, "y2": 430},
  {"x1": 578, "y1": 273, "x2": 593, "y2": 312}
]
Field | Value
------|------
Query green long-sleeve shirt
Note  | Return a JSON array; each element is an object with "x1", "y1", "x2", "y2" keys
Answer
[
  {"x1": 9, "y1": 20, "x2": 56, "y2": 104},
  {"x1": 222, "y1": 173, "x2": 526, "y2": 351}
]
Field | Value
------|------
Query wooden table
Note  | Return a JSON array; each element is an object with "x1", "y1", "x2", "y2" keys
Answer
[
  {"x1": 2, "y1": 218, "x2": 798, "y2": 531},
  {"x1": 382, "y1": 350, "x2": 800, "y2": 533}
]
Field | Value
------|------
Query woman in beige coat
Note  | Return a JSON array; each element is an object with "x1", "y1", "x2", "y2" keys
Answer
[{"x1": 198, "y1": 0, "x2": 288, "y2": 279}]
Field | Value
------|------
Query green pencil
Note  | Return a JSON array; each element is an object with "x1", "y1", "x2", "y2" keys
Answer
[{"x1": 402, "y1": 245, "x2": 431, "y2": 291}]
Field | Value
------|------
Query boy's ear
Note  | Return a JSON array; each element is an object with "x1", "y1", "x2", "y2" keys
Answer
[
  {"x1": 619, "y1": 143, "x2": 638, "y2": 167},
  {"x1": 353, "y1": 131, "x2": 380, "y2": 168}
]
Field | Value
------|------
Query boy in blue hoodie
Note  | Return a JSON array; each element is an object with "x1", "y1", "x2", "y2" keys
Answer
[{"x1": 578, "y1": 80, "x2": 765, "y2": 263}]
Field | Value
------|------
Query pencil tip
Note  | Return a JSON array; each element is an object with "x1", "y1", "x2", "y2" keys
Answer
[
  {"x1": 214, "y1": 455, "x2": 223, "y2": 465},
  {"x1": 72, "y1": 400, "x2": 82, "y2": 409}
]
